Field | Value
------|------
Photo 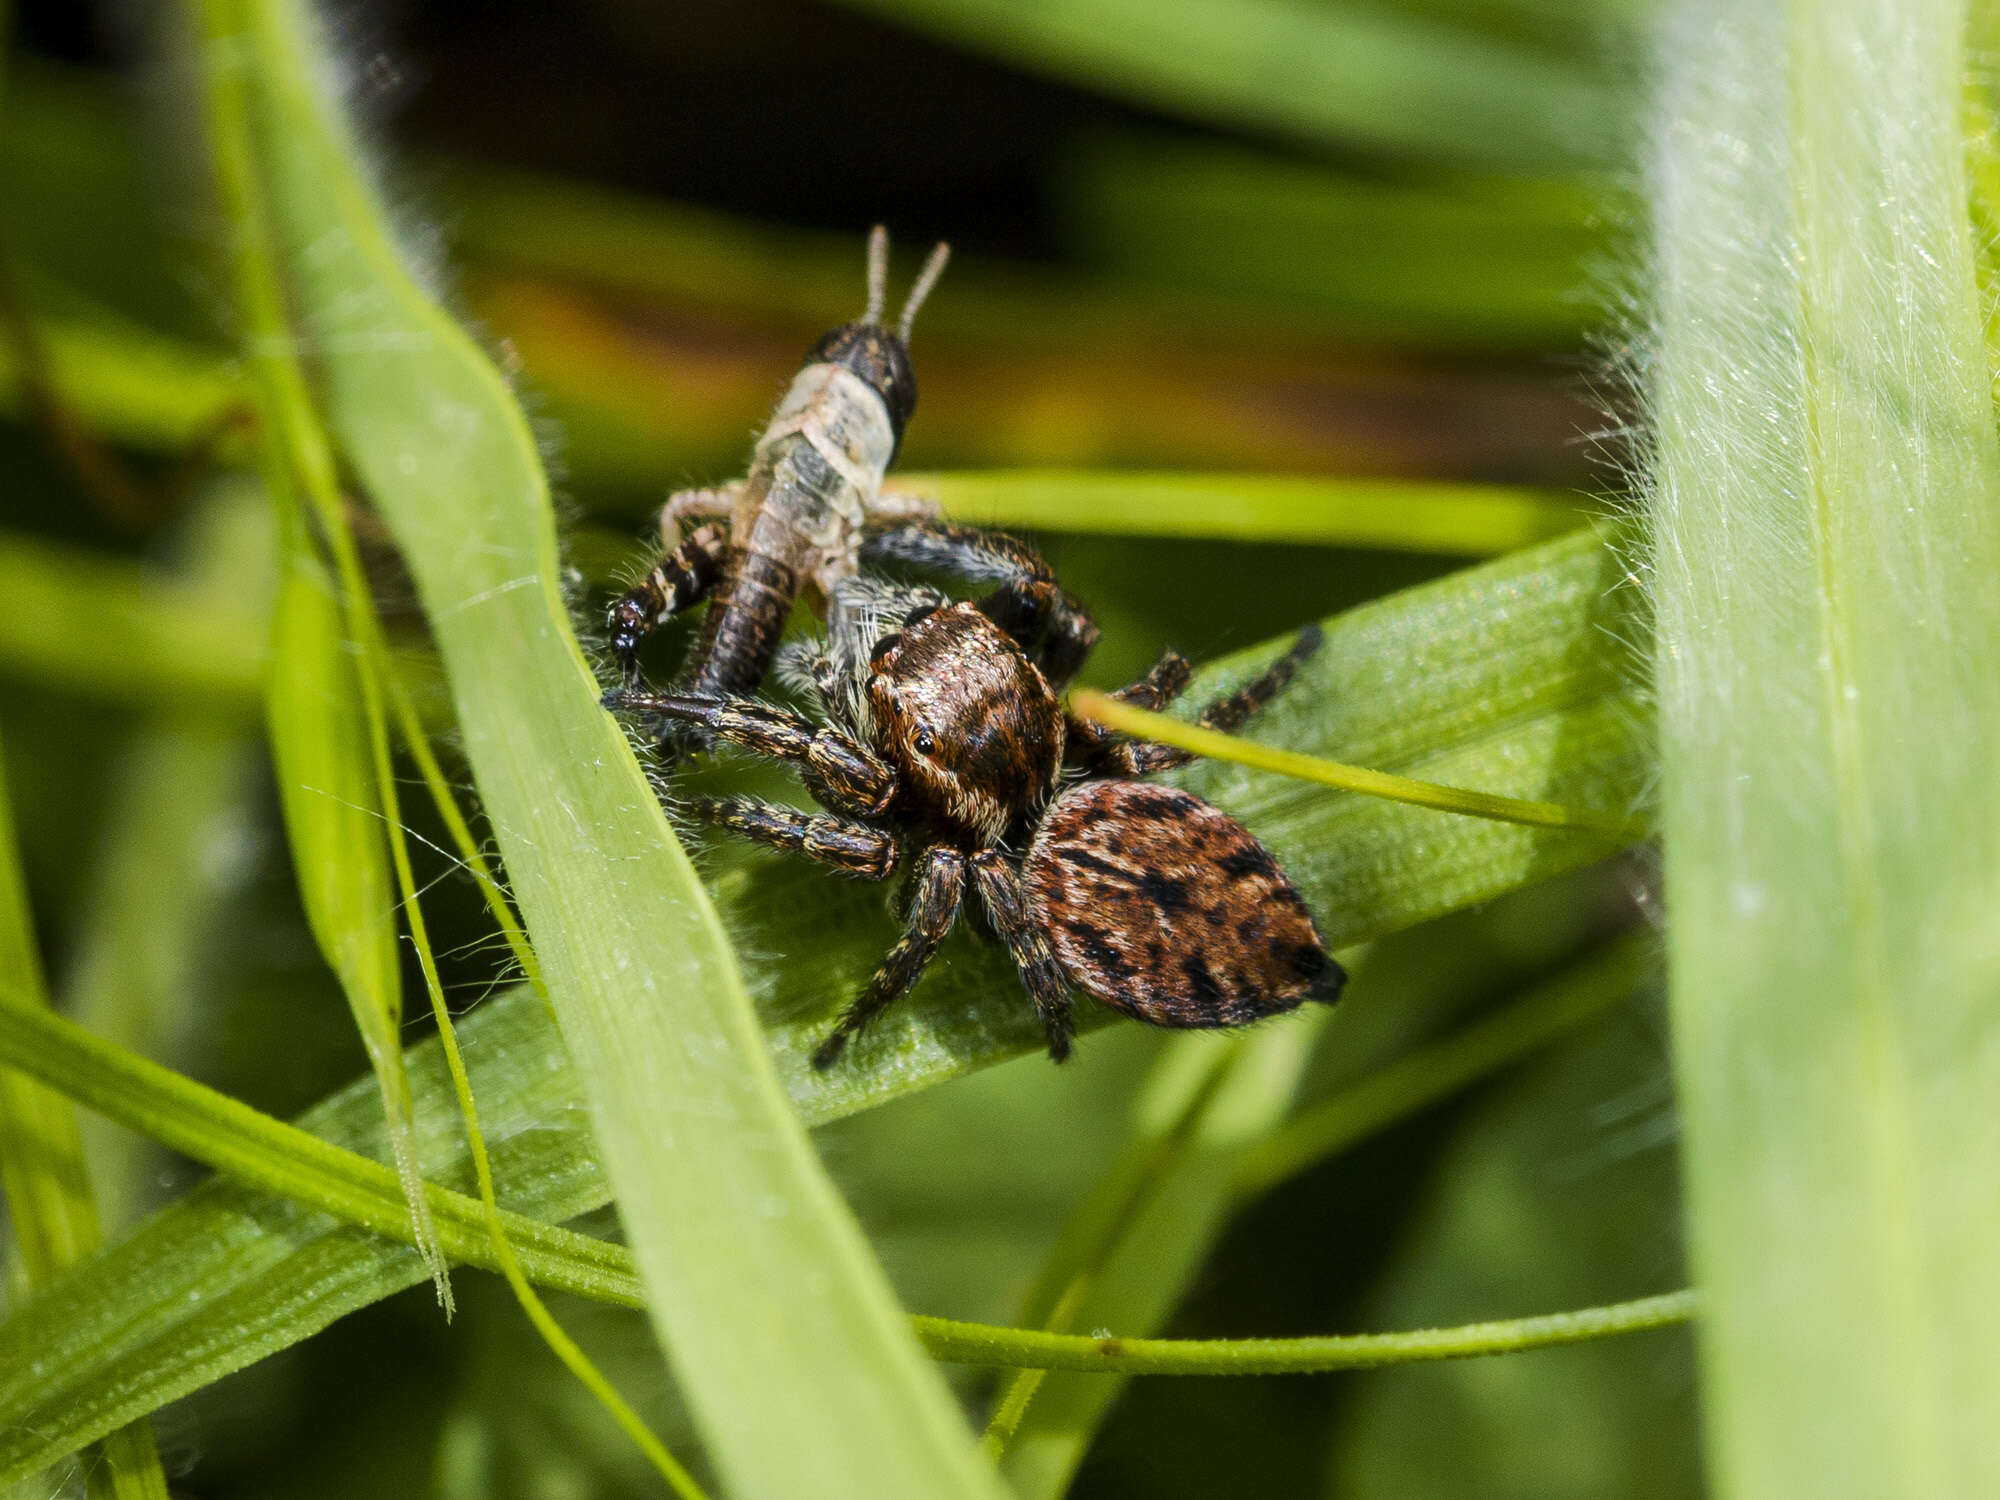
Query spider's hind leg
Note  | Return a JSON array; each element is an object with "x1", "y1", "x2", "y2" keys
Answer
[
  {"x1": 1079, "y1": 624, "x2": 1323, "y2": 777},
  {"x1": 969, "y1": 850, "x2": 1075, "y2": 1061},
  {"x1": 814, "y1": 846, "x2": 966, "y2": 1069},
  {"x1": 1065, "y1": 650, "x2": 1193, "y2": 771}
]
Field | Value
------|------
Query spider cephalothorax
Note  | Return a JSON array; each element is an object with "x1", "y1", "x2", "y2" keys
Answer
[
  {"x1": 605, "y1": 521, "x2": 1341, "y2": 1066},
  {"x1": 865, "y1": 600, "x2": 1065, "y2": 841}
]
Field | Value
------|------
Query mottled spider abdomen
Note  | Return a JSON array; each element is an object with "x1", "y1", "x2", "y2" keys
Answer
[{"x1": 1023, "y1": 780, "x2": 1342, "y2": 1028}]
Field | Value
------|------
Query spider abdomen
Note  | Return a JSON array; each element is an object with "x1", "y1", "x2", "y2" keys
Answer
[{"x1": 1023, "y1": 780, "x2": 1342, "y2": 1028}]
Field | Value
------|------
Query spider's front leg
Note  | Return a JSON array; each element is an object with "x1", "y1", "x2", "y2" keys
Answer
[
  {"x1": 606, "y1": 690, "x2": 896, "y2": 817},
  {"x1": 860, "y1": 521, "x2": 1100, "y2": 686},
  {"x1": 814, "y1": 845, "x2": 965, "y2": 1069},
  {"x1": 969, "y1": 850, "x2": 1075, "y2": 1062}
]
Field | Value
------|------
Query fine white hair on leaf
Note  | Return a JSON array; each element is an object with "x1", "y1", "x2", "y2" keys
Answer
[{"x1": 1638, "y1": 1, "x2": 2000, "y2": 1494}]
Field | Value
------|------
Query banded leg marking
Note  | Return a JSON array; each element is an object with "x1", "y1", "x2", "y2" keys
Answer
[
  {"x1": 608, "y1": 523, "x2": 730, "y2": 680},
  {"x1": 969, "y1": 849, "x2": 1075, "y2": 1062},
  {"x1": 604, "y1": 690, "x2": 896, "y2": 816},
  {"x1": 1067, "y1": 649, "x2": 1194, "y2": 769},
  {"x1": 1082, "y1": 625, "x2": 1323, "y2": 777},
  {"x1": 860, "y1": 520, "x2": 1100, "y2": 686},
  {"x1": 814, "y1": 845, "x2": 965, "y2": 1069},
  {"x1": 658, "y1": 484, "x2": 742, "y2": 544},
  {"x1": 690, "y1": 796, "x2": 896, "y2": 881}
]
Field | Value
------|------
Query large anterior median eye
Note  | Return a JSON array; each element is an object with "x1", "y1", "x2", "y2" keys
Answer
[{"x1": 913, "y1": 727, "x2": 936, "y2": 755}]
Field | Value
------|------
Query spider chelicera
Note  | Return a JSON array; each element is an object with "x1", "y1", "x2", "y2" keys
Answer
[{"x1": 604, "y1": 522, "x2": 1343, "y2": 1068}]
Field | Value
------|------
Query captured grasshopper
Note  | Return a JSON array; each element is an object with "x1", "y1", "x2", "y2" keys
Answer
[{"x1": 605, "y1": 227, "x2": 950, "y2": 746}]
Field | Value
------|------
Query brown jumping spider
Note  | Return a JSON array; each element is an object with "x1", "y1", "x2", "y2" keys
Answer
[
  {"x1": 604, "y1": 522, "x2": 1342, "y2": 1067},
  {"x1": 605, "y1": 227, "x2": 950, "y2": 736}
]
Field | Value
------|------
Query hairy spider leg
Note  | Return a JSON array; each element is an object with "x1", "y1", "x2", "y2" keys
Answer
[
  {"x1": 606, "y1": 484, "x2": 744, "y2": 682},
  {"x1": 1064, "y1": 649, "x2": 1195, "y2": 767},
  {"x1": 967, "y1": 849, "x2": 1075, "y2": 1061},
  {"x1": 689, "y1": 796, "x2": 896, "y2": 880},
  {"x1": 813, "y1": 845, "x2": 966, "y2": 1069},
  {"x1": 602, "y1": 690, "x2": 897, "y2": 816},
  {"x1": 1077, "y1": 624, "x2": 1325, "y2": 777},
  {"x1": 859, "y1": 521, "x2": 1100, "y2": 686}
]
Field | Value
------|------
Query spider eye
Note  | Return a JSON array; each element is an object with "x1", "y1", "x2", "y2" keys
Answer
[
  {"x1": 913, "y1": 727, "x2": 936, "y2": 755},
  {"x1": 902, "y1": 603, "x2": 938, "y2": 629}
]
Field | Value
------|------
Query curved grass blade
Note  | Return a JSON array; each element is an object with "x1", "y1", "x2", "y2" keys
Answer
[
  {"x1": 206, "y1": 1, "x2": 1007, "y2": 1492},
  {"x1": 0, "y1": 739, "x2": 171, "y2": 1498},
  {"x1": 760, "y1": 526, "x2": 1649, "y2": 1116},
  {"x1": 993, "y1": 931, "x2": 1654, "y2": 1495},
  {"x1": 925, "y1": 1291, "x2": 1696, "y2": 1375},
  {"x1": 65, "y1": 485, "x2": 271, "y2": 1227},
  {"x1": 0, "y1": 982, "x2": 1695, "y2": 1383},
  {"x1": 263, "y1": 494, "x2": 451, "y2": 1310},
  {"x1": 203, "y1": 0, "x2": 453, "y2": 1312},
  {"x1": 0, "y1": 523, "x2": 1649, "y2": 1472},
  {"x1": 363, "y1": 605, "x2": 703, "y2": 1498},
  {"x1": 823, "y1": 0, "x2": 1624, "y2": 170},
  {"x1": 1646, "y1": 2, "x2": 2000, "y2": 1492},
  {"x1": 0, "y1": 960, "x2": 1682, "y2": 1474}
]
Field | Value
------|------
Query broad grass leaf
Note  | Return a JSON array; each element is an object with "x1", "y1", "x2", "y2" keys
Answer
[
  {"x1": 0, "y1": 525, "x2": 1651, "y2": 1477},
  {"x1": 1647, "y1": 1, "x2": 2000, "y2": 1491}
]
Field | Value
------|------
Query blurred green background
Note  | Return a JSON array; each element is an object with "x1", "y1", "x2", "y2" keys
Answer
[{"x1": 0, "y1": 1, "x2": 1688, "y2": 1496}]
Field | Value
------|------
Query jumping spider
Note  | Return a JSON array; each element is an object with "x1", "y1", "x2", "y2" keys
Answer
[{"x1": 605, "y1": 523, "x2": 1342, "y2": 1067}]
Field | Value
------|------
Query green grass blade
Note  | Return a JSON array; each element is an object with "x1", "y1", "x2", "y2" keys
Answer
[
  {"x1": 751, "y1": 526, "x2": 1647, "y2": 1110},
  {"x1": 0, "y1": 737, "x2": 171, "y2": 1497},
  {"x1": 208, "y1": 1, "x2": 1007, "y2": 1492},
  {"x1": 203, "y1": 0, "x2": 453, "y2": 1311},
  {"x1": 65, "y1": 486, "x2": 271, "y2": 1226},
  {"x1": 0, "y1": 526, "x2": 1648, "y2": 1468},
  {"x1": 0, "y1": 528, "x2": 263, "y2": 710},
  {"x1": 899, "y1": 470, "x2": 1586, "y2": 553},
  {"x1": 1055, "y1": 132, "x2": 1618, "y2": 347},
  {"x1": 1646, "y1": 1, "x2": 2000, "y2": 1492},
  {"x1": 993, "y1": 1019, "x2": 1326, "y2": 1495},
  {"x1": 824, "y1": 0, "x2": 1624, "y2": 169},
  {"x1": 1234, "y1": 931, "x2": 1651, "y2": 1197},
  {"x1": 0, "y1": 992, "x2": 1685, "y2": 1475},
  {"x1": 365, "y1": 609, "x2": 703, "y2": 1498},
  {"x1": 0, "y1": 310, "x2": 241, "y2": 454},
  {"x1": 264, "y1": 532, "x2": 451, "y2": 1308}
]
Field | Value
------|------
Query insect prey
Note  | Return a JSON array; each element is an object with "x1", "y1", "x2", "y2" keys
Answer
[{"x1": 605, "y1": 227, "x2": 951, "y2": 745}]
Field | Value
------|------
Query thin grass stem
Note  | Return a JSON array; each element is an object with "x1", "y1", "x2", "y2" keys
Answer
[{"x1": 1071, "y1": 690, "x2": 1648, "y2": 840}]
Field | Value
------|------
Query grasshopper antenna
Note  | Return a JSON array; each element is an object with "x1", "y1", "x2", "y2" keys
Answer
[
  {"x1": 897, "y1": 241, "x2": 951, "y2": 342},
  {"x1": 864, "y1": 225, "x2": 890, "y2": 324}
]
